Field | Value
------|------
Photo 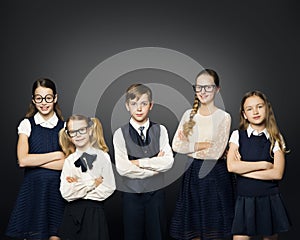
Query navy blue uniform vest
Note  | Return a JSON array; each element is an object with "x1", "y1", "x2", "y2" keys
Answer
[
  {"x1": 28, "y1": 117, "x2": 64, "y2": 154},
  {"x1": 236, "y1": 130, "x2": 279, "y2": 196}
]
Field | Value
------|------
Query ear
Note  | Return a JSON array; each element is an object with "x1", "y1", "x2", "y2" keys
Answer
[
  {"x1": 54, "y1": 94, "x2": 58, "y2": 103},
  {"x1": 89, "y1": 127, "x2": 93, "y2": 137},
  {"x1": 125, "y1": 102, "x2": 130, "y2": 111},
  {"x1": 243, "y1": 111, "x2": 247, "y2": 119},
  {"x1": 149, "y1": 101, "x2": 154, "y2": 110}
]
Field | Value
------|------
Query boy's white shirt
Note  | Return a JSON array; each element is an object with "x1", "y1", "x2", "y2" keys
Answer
[
  {"x1": 60, "y1": 146, "x2": 116, "y2": 202},
  {"x1": 113, "y1": 118, "x2": 174, "y2": 179}
]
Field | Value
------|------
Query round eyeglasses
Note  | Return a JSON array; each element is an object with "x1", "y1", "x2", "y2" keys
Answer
[
  {"x1": 33, "y1": 94, "x2": 55, "y2": 103},
  {"x1": 192, "y1": 85, "x2": 216, "y2": 93},
  {"x1": 66, "y1": 126, "x2": 89, "y2": 138}
]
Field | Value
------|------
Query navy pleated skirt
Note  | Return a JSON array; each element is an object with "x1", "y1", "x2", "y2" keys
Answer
[
  {"x1": 6, "y1": 168, "x2": 66, "y2": 239},
  {"x1": 170, "y1": 159, "x2": 235, "y2": 240},
  {"x1": 232, "y1": 193, "x2": 292, "y2": 236}
]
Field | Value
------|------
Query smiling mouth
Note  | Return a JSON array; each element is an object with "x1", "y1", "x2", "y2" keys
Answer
[{"x1": 40, "y1": 106, "x2": 49, "y2": 111}]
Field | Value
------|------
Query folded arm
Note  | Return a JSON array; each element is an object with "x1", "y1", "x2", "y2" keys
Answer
[
  {"x1": 113, "y1": 129, "x2": 157, "y2": 179},
  {"x1": 137, "y1": 125, "x2": 174, "y2": 172},
  {"x1": 226, "y1": 142, "x2": 273, "y2": 174},
  {"x1": 241, "y1": 150, "x2": 285, "y2": 180},
  {"x1": 17, "y1": 133, "x2": 65, "y2": 168}
]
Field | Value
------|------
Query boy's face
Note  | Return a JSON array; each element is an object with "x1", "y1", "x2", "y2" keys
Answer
[{"x1": 126, "y1": 93, "x2": 153, "y2": 125}]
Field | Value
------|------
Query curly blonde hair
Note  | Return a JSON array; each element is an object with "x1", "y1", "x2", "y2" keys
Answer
[{"x1": 59, "y1": 115, "x2": 109, "y2": 157}]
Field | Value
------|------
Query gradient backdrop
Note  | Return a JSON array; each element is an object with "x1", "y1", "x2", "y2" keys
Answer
[{"x1": 1, "y1": 1, "x2": 299, "y2": 239}]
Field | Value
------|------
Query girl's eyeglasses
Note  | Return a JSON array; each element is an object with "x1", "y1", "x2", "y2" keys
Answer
[
  {"x1": 66, "y1": 127, "x2": 89, "y2": 138},
  {"x1": 192, "y1": 85, "x2": 216, "y2": 93},
  {"x1": 33, "y1": 94, "x2": 55, "y2": 103}
]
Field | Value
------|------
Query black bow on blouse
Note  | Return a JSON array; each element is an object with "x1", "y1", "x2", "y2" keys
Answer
[{"x1": 74, "y1": 152, "x2": 97, "y2": 172}]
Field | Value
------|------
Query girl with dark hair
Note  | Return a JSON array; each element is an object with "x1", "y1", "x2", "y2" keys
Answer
[{"x1": 6, "y1": 78, "x2": 66, "y2": 240}]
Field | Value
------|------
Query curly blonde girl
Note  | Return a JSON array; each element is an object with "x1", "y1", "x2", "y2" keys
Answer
[{"x1": 59, "y1": 115, "x2": 109, "y2": 157}]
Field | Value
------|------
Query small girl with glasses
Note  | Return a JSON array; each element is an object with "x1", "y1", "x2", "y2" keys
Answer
[
  {"x1": 170, "y1": 69, "x2": 235, "y2": 240},
  {"x1": 6, "y1": 78, "x2": 66, "y2": 240},
  {"x1": 58, "y1": 114, "x2": 116, "y2": 240}
]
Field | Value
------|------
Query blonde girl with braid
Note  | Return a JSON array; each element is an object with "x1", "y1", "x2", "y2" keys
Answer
[{"x1": 170, "y1": 69, "x2": 235, "y2": 240}]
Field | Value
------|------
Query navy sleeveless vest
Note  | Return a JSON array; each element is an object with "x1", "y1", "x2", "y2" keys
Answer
[
  {"x1": 236, "y1": 130, "x2": 279, "y2": 196},
  {"x1": 28, "y1": 117, "x2": 64, "y2": 154}
]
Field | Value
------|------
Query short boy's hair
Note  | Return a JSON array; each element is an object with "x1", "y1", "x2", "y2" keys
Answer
[{"x1": 125, "y1": 83, "x2": 152, "y2": 103}]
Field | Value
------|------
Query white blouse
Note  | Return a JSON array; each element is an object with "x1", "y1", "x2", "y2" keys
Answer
[
  {"x1": 60, "y1": 147, "x2": 116, "y2": 202},
  {"x1": 172, "y1": 108, "x2": 231, "y2": 160}
]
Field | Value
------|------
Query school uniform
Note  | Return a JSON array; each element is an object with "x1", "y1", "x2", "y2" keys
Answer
[
  {"x1": 113, "y1": 118, "x2": 174, "y2": 240},
  {"x1": 170, "y1": 109, "x2": 235, "y2": 240},
  {"x1": 6, "y1": 112, "x2": 66, "y2": 240},
  {"x1": 229, "y1": 126, "x2": 292, "y2": 236},
  {"x1": 59, "y1": 146, "x2": 116, "y2": 240}
]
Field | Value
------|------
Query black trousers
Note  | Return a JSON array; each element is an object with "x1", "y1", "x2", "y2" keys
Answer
[{"x1": 122, "y1": 189, "x2": 167, "y2": 240}]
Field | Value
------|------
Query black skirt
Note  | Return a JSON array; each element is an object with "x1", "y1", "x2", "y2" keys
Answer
[
  {"x1": 170, "y1": 159, "x2": 236, "y2": 240},
  {"x1": 58, "y1": 199, "x2": 109, "y2": 240},
  {"x1": 232, "y1": 193, "x2": 292, "y2": 236}
]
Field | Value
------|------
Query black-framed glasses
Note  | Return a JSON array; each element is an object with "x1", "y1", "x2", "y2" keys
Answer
[
  {"x1": 192, "y1": 85, "x2": 216, "y2": 93},
  {"x1": 33, "y1": 94, "x2": 55, "y2": 103},
  {"x1": 66, "y1": 126, "x2": 89, "y2": 138}
]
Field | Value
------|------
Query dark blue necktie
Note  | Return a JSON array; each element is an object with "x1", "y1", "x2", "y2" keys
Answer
[
  {"x1": 74, "y1": 152, "x2": 97, "y2": 172},
  {"x1": 139, "y1": 126, "x2": 145, "y2": 142}
]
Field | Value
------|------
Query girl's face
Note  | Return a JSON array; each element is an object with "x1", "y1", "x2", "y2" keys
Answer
[
  {"x1": 243, "y1": 95, "x2": 267, "y2": 129},
  {"x1": 195, "y1": 74, "x2": 219, "y2": 105},
  {"x1": 67, "y1": 119, "x2": 92, "y2": 151},
  {"x1": 126, "y1": 93, "x2": 153, "y2": 125},
  {"x1": 32, "y1": 86, "x2": 57, "y2": 119}
]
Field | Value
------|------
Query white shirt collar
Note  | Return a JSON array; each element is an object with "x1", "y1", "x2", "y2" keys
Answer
[
  {"x1": 34, "y1": 112, "x2": 58, "y2": 126},
  {"x1": 130, "y1": 118, "x2": 150, "y2": 133},
  {"x1": 74, "y1": 146, "x2": 97, "y2": 157},
  {"x1": 246, "y1": 125, "x2": 269, "y2": 139}
]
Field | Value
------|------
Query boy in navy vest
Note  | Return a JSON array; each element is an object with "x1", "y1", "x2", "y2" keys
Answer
[{"x1": 113, "y1": 83, "x2": 174, "y2": 240}]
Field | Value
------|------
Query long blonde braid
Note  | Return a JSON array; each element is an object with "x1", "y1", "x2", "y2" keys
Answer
[{"x1": 182, "y1": 95, "x2": 200, "y2": 137}]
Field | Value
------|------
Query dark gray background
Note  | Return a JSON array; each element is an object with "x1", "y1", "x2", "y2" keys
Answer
[{"x1": 1, "y1": 1, "x2": 299, "y2": 239}]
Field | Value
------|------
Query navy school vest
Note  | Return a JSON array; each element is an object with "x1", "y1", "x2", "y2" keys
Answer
[
  {"x1": 236, "y1": 130, "x2": 279, "y2": 196},
  {"x1": 28, "y1": 116, "x2": 64, "y2": 154}
]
